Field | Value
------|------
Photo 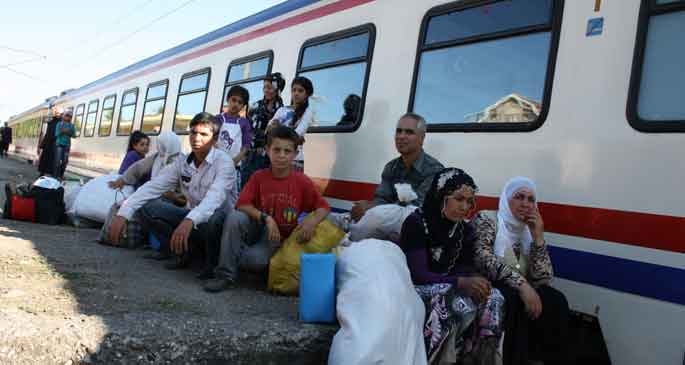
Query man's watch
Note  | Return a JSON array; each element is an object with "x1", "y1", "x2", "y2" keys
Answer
[{"x1": 260, "y1": 212, "x2": 269, "y2": 224}]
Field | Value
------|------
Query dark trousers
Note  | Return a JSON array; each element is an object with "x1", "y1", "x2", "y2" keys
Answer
[
  {"x1": 0, "y1": 142, "x2": 7, "y2": 157},
  {"x1": 498, "y1": 284, "x2": 570, "y2": 365},
  {"x1": 138, "y1": 199, "x2": 226, "y2": 271}
]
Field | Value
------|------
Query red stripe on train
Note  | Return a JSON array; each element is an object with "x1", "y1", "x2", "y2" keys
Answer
[
  {"x1": 312, "y1": 177, "x2": 685, "y2": 254},
  {"x1": 72, "y1": 0, "x2": 375, "y2": 98}
]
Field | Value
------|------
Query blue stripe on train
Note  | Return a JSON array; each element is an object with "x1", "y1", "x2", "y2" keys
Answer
[
  {"x1": 69, "y1": 0, "x2": 320, "y2": 96},
  {"x1": 549, "y1": 246, "x2": 685, "y2": 306}
]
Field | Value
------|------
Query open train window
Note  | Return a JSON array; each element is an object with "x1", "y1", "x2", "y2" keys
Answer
[
  {"x1": 73, "y1": 104, "x2": 85, "y2": 137},
  {"x1": 296, "y1": 24, "x2": 375, "y2": 133},
  {"x1": 117, "y1": 88, "x2": 138, "y2": 136},
  {"x1": 99, "y1": 94, "x2": 117, "y2": 137},
  {"x1": 141, "y1": 80, "x2": 168, "y2": 135},
  {"x1": 83, "y1": 99, "x2": 99, "y2": 137},
  {"x1": 409, "y1": 0, "x2": 564, "y2": 132},
  {"x1": 223, "y1": 51, "x2": 273, "y2": 112},
  {"x1": 627, "y1": 0, "x2": 685, "y2": 132},
  {"x1": 174, "y1": 68, "x2": 211, "y2": 134}
]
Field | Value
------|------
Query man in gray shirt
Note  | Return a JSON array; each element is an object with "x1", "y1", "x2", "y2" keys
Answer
[{"x1": 350, "y1": 113, "x2": 444, "y2": 221}]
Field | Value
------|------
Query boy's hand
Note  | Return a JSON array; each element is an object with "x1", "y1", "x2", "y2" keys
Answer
[
  {"x1": 265, "y1": 216, "x2": 281, "y2": 243},
  {"x1": 297, "y1": 217, "x2": 317, "y2": 243}
]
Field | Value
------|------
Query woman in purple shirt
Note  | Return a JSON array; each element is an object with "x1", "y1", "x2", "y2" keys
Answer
[
  {"x1": 400, "y1": 168, "x2": 531, "y2": 364},
  {"x1": 118, "y1": 131, "x2": 150, "y2": 175}
]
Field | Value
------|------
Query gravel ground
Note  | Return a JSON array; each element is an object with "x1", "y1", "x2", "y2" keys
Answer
[{"x1": 0, "y1": 158, "x2": 337, "y2": 364}]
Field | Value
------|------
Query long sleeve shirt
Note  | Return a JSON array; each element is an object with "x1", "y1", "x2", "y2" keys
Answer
[{"x1": 117, "y1": 147, "x2": 236, "y2": 225}]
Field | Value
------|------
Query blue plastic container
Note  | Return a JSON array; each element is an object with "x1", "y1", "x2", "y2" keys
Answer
[{"x1": 299, "y1": 253, "x2": 337, "y2": 323}]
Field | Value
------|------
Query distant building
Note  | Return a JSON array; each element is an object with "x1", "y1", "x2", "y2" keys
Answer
[{"x1": 465, "y1": 93, "x2": 542, "y2": 123}]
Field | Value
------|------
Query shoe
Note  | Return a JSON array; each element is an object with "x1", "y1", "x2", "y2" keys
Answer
[
  {"x1": 203, "y1": 278, "x2": 235, "y2": 293},
  {"x1": 196, "y1": 269, "x2": 215, "y2": 280},
  {"x1": 164, "y1": 258, "x2": 190, "y2": 270},
  {"x1": 143, "y1": 251, "x2": 171, "y2": 260}
]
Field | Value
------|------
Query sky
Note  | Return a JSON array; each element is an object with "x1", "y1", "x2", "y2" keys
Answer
[{"x1": 0, "y1": 0, "x2": 286, "y2": 122}]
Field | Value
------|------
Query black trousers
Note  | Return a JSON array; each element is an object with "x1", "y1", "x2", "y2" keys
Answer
[{"x1": 498, "y1": 284, "x2": 570, "y2": 365}]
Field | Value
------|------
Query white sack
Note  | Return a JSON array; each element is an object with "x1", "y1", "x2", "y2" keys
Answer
[
  {"x1": 348, "y1": 204, "x2": 417, "y2": 243},
  {"x1": 63, "y1": 182, "x2": 82, "y2": 215},
  {"x1": 73, "y1": 174, "x2": 133, "y2": 223},
  {"x1": 328, "y1": 239, "x2": 426, "y2": 365}
]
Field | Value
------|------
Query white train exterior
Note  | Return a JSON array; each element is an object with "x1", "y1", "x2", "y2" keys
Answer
[{"x1": 6, "y1": 1, "x2": 685, "y2": 363}]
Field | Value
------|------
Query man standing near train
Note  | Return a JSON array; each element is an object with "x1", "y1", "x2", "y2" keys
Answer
[{"x1": 0, "y1": 122, "x2": 12, "y2": 158}]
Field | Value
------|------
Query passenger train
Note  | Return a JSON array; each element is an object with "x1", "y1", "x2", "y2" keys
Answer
[{"x1": 6, "y1": 0, "x2": 685, "y2": 363}]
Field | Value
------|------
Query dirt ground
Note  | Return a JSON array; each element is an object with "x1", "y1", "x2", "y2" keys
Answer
[{"x1": 0, "y1": 158, "x2": 336, "y2": 364}]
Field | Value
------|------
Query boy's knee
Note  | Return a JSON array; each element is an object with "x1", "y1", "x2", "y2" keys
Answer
[{"x1": 224, "y1": 210, "x2": 250, "y2": 229}]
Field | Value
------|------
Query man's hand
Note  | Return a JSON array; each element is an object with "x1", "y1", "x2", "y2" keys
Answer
[
  {"x1": 457, "y1": 275, "x2": 492, "y2": 304},
  {"x1": 297, "y1": 216, "x2": 318, "y2": 243},
  {"x1": 170, "y1": 219, "x2": 194, "y2": 254},
  {"x1": 519, "y1": 282, "x2": 543, "y2": 320},
  {"x1": 265, "y1": 216, "x2": 281, "y2": 243},
  {"x1": 350, "y1": 200, "x2": 373, "y2": 222},
  {"x1": 108, "y1": 178, "x2": 125, "y2": 190},
  {"x1": 109, "y1": 216, "x2": 128, "y2": 246}
]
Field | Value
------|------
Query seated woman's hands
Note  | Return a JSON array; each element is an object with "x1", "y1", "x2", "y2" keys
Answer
[
  {"x1": 525, "y1": 209, "x2": 545, "y2": 247},
  {"x1": 457, "y1": 275, "x2": 492, "y2": 304},
  {"x1": 519, "y1": 281, "x2": 543, "y2": 319},
  {"x1": 108, "y1": 178, "x2": 125, "y2": 190}
]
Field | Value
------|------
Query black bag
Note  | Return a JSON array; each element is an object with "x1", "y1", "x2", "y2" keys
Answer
[
  {"x1": 31, "y1": 185, "x2": 65, "y2": 225},
  {"x1": 3, "y1": 183, "x2": 13, "y2": 219}
]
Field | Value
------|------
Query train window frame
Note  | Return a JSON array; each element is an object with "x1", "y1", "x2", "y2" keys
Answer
[
  {"x1": 73, "y1": 103, "x2": 85, "y2": 137},
  {"x1": 295, "y1": 23, "x2": 376, "y2": 133},
  {"x1": 116, "y1": 88, "x2": 139, "y2": 136},
  {"x1": 173, "y1": 67, "x2": 211, "y2": 134},
  {"x1": 407, "y1": 0, "x2": 564, "y2": 133},
  {"x1": 627, "y1": 0, "x2": 685, "y2": 133},
  {"x1": 98, "y1": 94, "x2": 117, "y2": 137},
  {"x1": 140, "y1": 79, "x2": 169, "y2": 136},
  {"x1": 223, "y1": 50, "x2": 274, "y2": 110},
  {"x1": 83, "y1": 99, "x2": 100, "y2": 138}
]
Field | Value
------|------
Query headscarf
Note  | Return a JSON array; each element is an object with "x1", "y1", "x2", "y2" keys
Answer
[
  {"x1": 494, "y1": 176, "x2": 537, "y2": 257},
  {"x1": 421, "y1": 168, "x2": 479, "y2": 274},
  {"x1": 151, "y1": 131, "x2": 181, "y2": 178}
]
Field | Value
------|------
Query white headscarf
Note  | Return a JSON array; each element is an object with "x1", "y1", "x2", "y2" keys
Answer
[
  {"x1": 151, "y1": 131, "x2": 181, "y2": 178},
  {"x1": 494, "y1": 176, "x2": 537, "y2": 257}
]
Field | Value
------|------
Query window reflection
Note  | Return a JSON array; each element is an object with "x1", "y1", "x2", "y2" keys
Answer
[
  {"x1": 99, "y1": 95, "x2": 116, "y2": 137},
  {"x1": 147, "y1": 84, "x2": 167, "y2": 99},
  {"x1": 300, "y1": 62, "x2": 366, "y2": 127},
  {"x1": 180, "y1": 73, "x2": 209, "y2": 93},
  {"x1": 227, "y1": 57, "x2": 269, "y2": 83},
  {"x1": 413, "y1": 33, "x2": 550, "y2": 124},
  {"x1": 301, "y1": 33, "x2": 369, "y2": 68},
  {"x1": 637, "y1": 10, "x2": 685, "y2": 121},
  {"x1": 174, "y1": 92, "x2": 206, "y2": 132},
  {"x1": 118, "y1": 90, "x2": 138, "y2": 136},
  {"x1": 142, "y1": 99, "x2": 165, "y2": 134},
  {"x1": 73, "y1": 104, "x2": 84, "y2": 137}
]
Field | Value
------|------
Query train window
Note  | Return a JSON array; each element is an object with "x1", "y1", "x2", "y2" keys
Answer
[
  {"x1": 409, "y1": 0, "x2": 563, "y2": 132},
  {"x1": 174, "y1": 68, "x2": 211, "y2": 133},
  {"x1": 73, "y1": 104, "x2": 85, "y2": 137},
  {"x1": 117, "y1": 88, "x2": 138, "y2": 136},
  {"x1": 141, "y1": 80, "x2": 168, "y2": 135},
  {"x1": 223, "y1": 51, "x2": 273, "y2": 111},
  {"x1": 83, "y1": 99, "x2": 99, "y2": 137},
  {"x1": 99, "y1": 94, "x2": 116, "y2": 137},
  {"x1": 296, "y1": 24, "x2": 375, "y2": 132},
  {"x1": 627, "y1": 0, "x2": 685, "y2": 132}
]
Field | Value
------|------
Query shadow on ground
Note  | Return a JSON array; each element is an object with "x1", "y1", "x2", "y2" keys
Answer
[{"x1": 0, "y1": 158, "x2": 336, "y2": 364}]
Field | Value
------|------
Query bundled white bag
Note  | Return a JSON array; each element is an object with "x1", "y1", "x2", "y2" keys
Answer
[
  {"x1": 328, "y1": 239, "x2": 426, "y2": 365},
  {"x1": 73, "y1": 174, "x2": 134, "y2": 223},
  {"x1": 349, "y1": 183, "x2": 418, "y2": 242},
  {"x1": 63, "y1": 181, "x2": 82, "y2": 215}
]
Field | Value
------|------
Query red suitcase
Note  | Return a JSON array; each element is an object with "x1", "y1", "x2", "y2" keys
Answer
[{"x1": 10, "y1": 195, "x2": 36, "y2": 222}]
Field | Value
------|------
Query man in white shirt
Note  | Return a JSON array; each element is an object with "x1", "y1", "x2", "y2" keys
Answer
[{"x1": 109, "y1": 112, "x2": 237, "y2": 279}]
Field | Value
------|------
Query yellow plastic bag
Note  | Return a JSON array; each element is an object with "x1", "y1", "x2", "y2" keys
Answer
[{"x1": 268, "y1": 218, "x2": 345, "y2": 295}]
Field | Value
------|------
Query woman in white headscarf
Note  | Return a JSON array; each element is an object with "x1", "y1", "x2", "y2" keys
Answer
[
  {"x1": 109, "y1": 131, "x2": 182, "y2": 189},
  {"x1": 492, "y1": 176, "x2": 569, "y2": 365}
]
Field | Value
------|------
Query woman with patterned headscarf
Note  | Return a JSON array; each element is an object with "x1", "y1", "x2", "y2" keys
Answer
[{"x1": 399, "y1": 168, "x2": 532, "y2": 364}]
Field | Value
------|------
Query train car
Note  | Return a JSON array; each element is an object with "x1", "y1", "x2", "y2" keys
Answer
[
  {"x1": 6, "y1": 102, "x2": 49, "y2": 162},
  {"x1": 7, "y1": 0, "x2": 685, "y2": 363}
]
